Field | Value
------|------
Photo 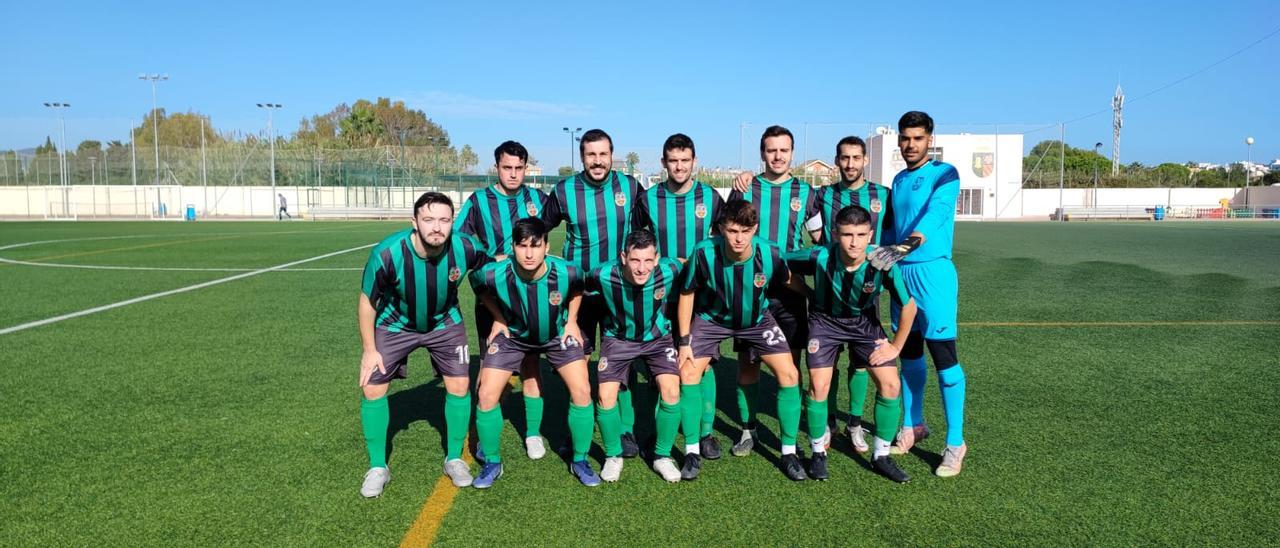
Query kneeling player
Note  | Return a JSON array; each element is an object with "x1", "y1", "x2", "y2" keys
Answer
[
  {"x1": 786, "y1": 204, "x2": 917, "y2": 482},
  {"x1": 587, "y1": 230, "x2": 685, "y2": 483},
  {"x1": 676, "y1": 200, "x2": 808, "y2": 481},
  {"x1": 470, "y1": 218, "x2": 600, "y2": 488},
  {"x1": 356, "y1": 192, "x2": 492, "y2": 496}
]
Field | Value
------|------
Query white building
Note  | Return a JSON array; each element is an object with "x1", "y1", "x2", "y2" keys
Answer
[{"x1": 866, "y1": 131, "x2": 1024, "y2": 220}]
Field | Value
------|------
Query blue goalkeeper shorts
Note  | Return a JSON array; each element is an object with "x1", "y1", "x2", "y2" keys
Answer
[{"x1": 891, "y1": 257, "x2": 958, "y2": 341}]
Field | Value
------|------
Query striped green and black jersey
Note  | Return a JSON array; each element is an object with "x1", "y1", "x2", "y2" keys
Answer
[
  {"x1": 680, "y1": 236, "x2": 790, "y2": 329},
  {"x1": 726, "y1": 175, "x2": 821, "y2": 252},
  {"x1": 469, "y1": 256, "x2": 584, "y2": 345},
  {"x1": 631, "y1": 180, "x2": 725, "y2": 261},
  {"x1": 785, "y1": 244, "x2": 910, "y2": 318},
  {"x1": 454, "y1": 184, "x2": 548, "y2": 257},
  {"x1": 361, "y1": 230, "x2": 492, "y2": 333},
  {"x1": 540, "y1": 170, "x2": 640, "y2": 272},
  {"x1": 812, "y1": 180, "x2": 895, "y2": 245},
  {"x1": 586, "y1": 258, "x2": 682, "y2": 342}
]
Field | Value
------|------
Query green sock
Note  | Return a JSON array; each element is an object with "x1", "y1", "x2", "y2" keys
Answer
[
  {"x1": 700, "y1": 366, "x2": 717, "y2": 437},
  {"x1": 655, "y1": 400, "x2": 681, "y2": 458},
  {"x1": 567, "y1": 402, "x2": 595, "y2": 461},
  {"x1": 736, "y1": 381, "x2": 759, "y2": 428},
  {"x1": 848, "y1": 369, "x2": 870, "y2": 426},
  {"x1": 523, "y1": 395, "x2": 544, "y2": 438},
  {"x1": 874, "y1": 393, "x2": 902, "y2": 445},
  {"x1": 680, "y1": 383, "x2": 702, "y2": 449},
  {"x1": 596, "y1": 404, "x2": 623, "y2": 457},
  {"x1": 443, "y1": 392, "x2": 471, "y2": 460},
  {"x1": 475, "y1": 405, "x2": 504, "y2": 464},
  {"x1": 361, "y1": 395, "x2": 390, "y2": 469},
  {"x1": 805, "y1": 395, "x2": 828, "y2": 440},
  {"x1": 618, "y1": 386, "x2": 636, "y2": 435},
  {"x1": 777, "y1": 385, "x2": 801, "y2": 446}
]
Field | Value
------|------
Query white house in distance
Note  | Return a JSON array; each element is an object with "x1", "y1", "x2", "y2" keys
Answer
[{"x1": 866, "y1": 129, "x2": 1024, "y2": 220}]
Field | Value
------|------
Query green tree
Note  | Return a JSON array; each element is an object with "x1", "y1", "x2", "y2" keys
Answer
[
  {"x1": 459, "y1": 145, "x2": 478, "y2": 174},
  {"x1": 132, "y1": 110, "x2": 220, "y2": 148},
  {"x1": 35, "y1": 136, "x2": 57, "y2": 155},
  {"x1": 558, "y1": 166, "x2": 574, "y2": 177},
  {"x1": 625, "y1": 151, "x2": 640, "y2": 174},
  {"x1": 1152, "y1": 163, "x2": 1191, "y2": 186},
  {"x1": 339, "y1": 103, "x2": 384, "y2": 148}
]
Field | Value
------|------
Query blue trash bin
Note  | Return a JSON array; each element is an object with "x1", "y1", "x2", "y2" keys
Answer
[
  {"x1": 185, "y1": 204, "x2": 196, "y2": 221},
  {"x1": 1153, "y1": 206, "x2": 1165, "y2": 221}
]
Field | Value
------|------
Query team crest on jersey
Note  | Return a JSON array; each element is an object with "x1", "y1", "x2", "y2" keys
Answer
[
  {"x1": 911, "y1": 177, "x2": 923, "y2": 191},
  {"x1": 526, "y1": 202, "x2": 539, "y2": 216},
  {"x1": 614, "y1": 192, "x2": 627, "y2": 207},
  {"x1": 790, "y1": 198, "x2": 802, "y2": 212},
  {"x1": 807, "y1": 338, "x2": 820, "y2": 354},
  {"x1": 549, "y1": 291, "x2": 562, "y2": 306},
  {"x1": 487, "y1": 342, "x2": 499, "y2": 355},
  {"x1": 863, "y1": 281, "x2": 877, "y2": 293},
  {"x1": 753, "y1": 273, "x2": 767, "y2": 288},
  {"x1": 448, "y1": 267, "x2": 461, "y2": 282},
  {"x1": 695, "y1": 204, "x2": 708, "y2": 219},
  {"x1": 654, "y1": 287, "x2": 666, "y2": 300},
  {"x1": 870, "y1": 199, "x2": 883, "y2": 213},
  {"x1": 598, "y1": 357, "x2": 609, "y2": 372}
]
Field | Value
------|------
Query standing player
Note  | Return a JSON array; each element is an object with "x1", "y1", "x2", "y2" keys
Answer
[
  {"x1": 541, "y1": 129, "x2": 644, "y2": 458},
  {"x1": 811, "y1": 136, "x2": 896, "y2": 453},
  {"x1": 455, "y1": 140, "x2": 550, "y2": 461},
  {"x1": 676, "y1": 200, "x2": 807, "y2": 481},
  {"x1": 786, "y1": 205, "x2": 915, "y2": 482},
  {"x1": 469, "y1": 218, "x2": 600, "y2": 488},
  {"x1": 356, "y1": 192, "x2": 492, "y2": 497},
  {"x1": 726, "y1": 126, "x2": 821, "y2": 457},
  {"x1": 630, "y1": 133, "x2": 725, "y2": 459},
  {"x1": 867, "y1": 111, "x2": 968, "y2": 477},
  {"x1": 586, "y1": 230, "x2": 685, "y2": 483}
]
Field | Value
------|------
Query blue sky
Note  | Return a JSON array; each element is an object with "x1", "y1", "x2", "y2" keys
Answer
[{"x1": 3, "y1": 0, "x2": 1277, "y2": 172}]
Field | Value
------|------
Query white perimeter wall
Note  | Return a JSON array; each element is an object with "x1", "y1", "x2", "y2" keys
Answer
[{"x1": 2, "y1": 184, "x2": 1279, "y2": 220}]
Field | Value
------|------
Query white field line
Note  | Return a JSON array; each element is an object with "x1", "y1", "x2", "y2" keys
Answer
[{"x1": 0, "y1": 244, "x2": 373, "y2": 336}]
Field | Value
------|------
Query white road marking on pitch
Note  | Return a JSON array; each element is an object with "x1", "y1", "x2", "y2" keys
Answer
[{"x1": 0, "y1": 244, "x2": 373, "y2": 336}]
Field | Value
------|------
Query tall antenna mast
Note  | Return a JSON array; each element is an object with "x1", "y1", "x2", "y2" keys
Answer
[{"x1": 1111, "y1": 84, "x2": 1124, "y2": 176}]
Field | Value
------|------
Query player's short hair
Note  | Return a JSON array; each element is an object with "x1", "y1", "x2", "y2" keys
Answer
[
  {"x1": 662, "y1": 133, "x2": 696, "y2": 160},
  {"x1": 511, "y1": 217, "x2": 548, "y2": 247},
  {"x1": 836, "y1": 136, "x2": 867, "y2": 156},
  {"x1": 719, "y1": 200, "x2": 760, "y2": 228},
  {"x1": 898, "y1": 111, "x2": 934, "y2": 134},
  {"x1": 493, "y1": 140, "x2": 528, "y2": 165},
  {"x1": 834, "y1": 204, "x2": 872, "y2": 228},
  {"x1": 759, "y1": 125, "x2": 794, "y2": 152},
  {"x1": 623, "y1": 229, "x2": 658, "y2": 254},
  {"x1": 579, "y1": 129, "x2": 613, "y2": 156},
  {"x1": 414, "y1": 191, "x2": 453, "y2": 216}
]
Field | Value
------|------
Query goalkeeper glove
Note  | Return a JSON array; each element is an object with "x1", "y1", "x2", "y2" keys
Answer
[{"x1": 867, "y1": 236, "x2": 922, "y2": 270}]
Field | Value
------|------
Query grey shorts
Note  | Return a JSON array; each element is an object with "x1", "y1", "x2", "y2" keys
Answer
[
  {"x1": 598, "y1": 336, "x2": 679, "y2": 386},
  {"x1": 690, "y1": 313, "x2": 790, "y2": 361},
  {"x1": 482, "y1": 333, "x2": 585, "y2": 372},
  {"x1": 369, "y1": 322, "x2": 470, "y2": 384},
  {"x1": 805, "y1": 311, "x2": 892, "y2": 370}
]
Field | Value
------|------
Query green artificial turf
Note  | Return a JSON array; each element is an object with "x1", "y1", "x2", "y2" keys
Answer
[{"x1": 0, "y1": 220, "x2": 1277, "y2": 546}]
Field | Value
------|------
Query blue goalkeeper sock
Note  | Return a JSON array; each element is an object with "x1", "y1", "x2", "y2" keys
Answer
[
  {"x1": 900, "y1": 357, "x2": 928, "y2": 428},
  {"x1": 937, "y1": 364, "x2": 966, "y2": 446}
]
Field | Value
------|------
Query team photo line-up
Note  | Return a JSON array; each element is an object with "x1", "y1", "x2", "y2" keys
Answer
[{"x1": 355, "y1": 110, "x2": 968, "y2": 495}]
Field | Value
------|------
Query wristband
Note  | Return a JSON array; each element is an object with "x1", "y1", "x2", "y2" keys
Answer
[{"x1": 677, "y1": 335, "x2": 691, "y2": 346}]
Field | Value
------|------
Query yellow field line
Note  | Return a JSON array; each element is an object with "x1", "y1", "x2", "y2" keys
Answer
[
  {"x1": 399, "y1": 436, "x2": 476, "y2": 548},
  {"x1": 961, "y1": 320, "x2": 1280, "y2": 327},
  {"x1": 25, "y1": 234, "x2": 245, "y2": 261}
]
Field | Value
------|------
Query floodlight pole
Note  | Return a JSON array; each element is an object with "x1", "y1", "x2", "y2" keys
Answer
[
  {"x1": 1093, "y1": 142, "x2": 1103, "y2": 204},
  {"x1": 1245, "y1": 137, "x2": 1254, "y2": 209},
  {"x1": 258, "y1": 103, "x2": 283, "y2": 207},
  {"x1": 563, "y1": 127, "x2": 581, "y2": 171}
]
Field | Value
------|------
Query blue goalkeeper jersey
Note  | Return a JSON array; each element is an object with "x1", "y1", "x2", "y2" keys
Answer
[{"x1": 891, "y1": 160, "x2": 960, "y2": 264}]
